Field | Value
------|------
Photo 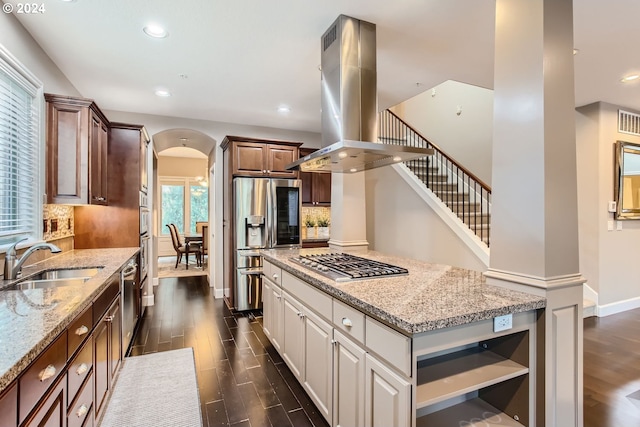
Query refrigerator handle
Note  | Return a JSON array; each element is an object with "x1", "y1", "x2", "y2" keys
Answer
[{"x1": 268, "y1": 180, "x2": 275, "y2": 248}]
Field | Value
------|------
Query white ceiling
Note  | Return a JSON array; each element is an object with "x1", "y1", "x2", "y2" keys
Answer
[{"x1": 4, "y1": 0, "x2": 640, "y2": 136}]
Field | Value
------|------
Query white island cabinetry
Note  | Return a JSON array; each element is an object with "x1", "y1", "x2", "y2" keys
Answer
[{"x1": 261, "y1": 252, "x2": 541, "y2": 427}]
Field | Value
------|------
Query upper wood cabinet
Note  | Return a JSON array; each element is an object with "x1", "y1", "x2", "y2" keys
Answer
[
  {"x1": 222, "y1": 136, "x2": 301, "y2": 179},
  {"x1": 300, "y1": 148, "x2": 331, "y2": 206},
  {"x1": 45, "y1": 94, "x2": 110, "y2": 205}
]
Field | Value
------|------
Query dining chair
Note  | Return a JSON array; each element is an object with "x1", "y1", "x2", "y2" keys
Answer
[
  {"x1": 167, "y1": 224, "x2": 201, "y2": 268},
  {"x1": 201, "y1": 225, "x2": 208, "y2": 265}
]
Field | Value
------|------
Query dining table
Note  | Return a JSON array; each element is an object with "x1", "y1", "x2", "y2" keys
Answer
[{"x1": 184, "y1": 233, "x2": 203, "y2": 269}]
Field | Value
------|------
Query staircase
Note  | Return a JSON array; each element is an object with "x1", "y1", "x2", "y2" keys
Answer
[{"x1": 379, "y1": 109, "x2": 492, "y2": 246}]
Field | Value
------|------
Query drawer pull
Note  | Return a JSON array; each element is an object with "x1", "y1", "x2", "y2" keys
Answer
[
  {"x1": 38, "y1": 364, "x2": 56, "y2": 382},
  {"x1": 272, "y1": 273, "x2": 279, "y2": 281},
  {"x1": 75, "y1": 325, "x2": 89, "y2": 336},
  {"x1": 275, "y1": 294, "x2": 281, "y2": 300},
  {"x1": 76, "y1": 404, "x2": 89, "y2": 418},
  {"x1": 105, "y1": 315, "x2": 114, "y2": 323},
  {"x1": 342, "y1": 317, "x2": 353, "y2": 327},
  {"x1": 76, "y1": 363, "x2": 89, "y2": 375}
]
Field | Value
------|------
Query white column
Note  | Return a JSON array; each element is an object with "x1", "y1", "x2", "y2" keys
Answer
[
  {"x1": 484, "y1": 0, "x2": 584, "y2": 426},
  {"x1": 328, "y1": 173, "x2": 369, "y2": 252}
]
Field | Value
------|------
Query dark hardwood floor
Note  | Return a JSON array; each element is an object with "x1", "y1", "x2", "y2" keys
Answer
[
  {"x1": 128, "y1": 275, "x2": 330, "y2": 427},
  {"x1": 583, "y1": 308, "x2": 640, "y2": 427},
  {"x1": 130, "y1": 275, "x2": 640, "y2": 427}
]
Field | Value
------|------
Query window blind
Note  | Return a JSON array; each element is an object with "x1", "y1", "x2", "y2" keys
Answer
[{"x1": 0, "y1": 56, "x2": 40, "y2": 243}]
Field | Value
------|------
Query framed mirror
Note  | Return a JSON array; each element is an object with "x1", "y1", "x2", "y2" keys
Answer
[{"x1": 614, "y1": 140, "x2": 640, "y2": 220}]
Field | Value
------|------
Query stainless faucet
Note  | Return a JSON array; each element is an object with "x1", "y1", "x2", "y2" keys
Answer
[{"x1": 3, "y1": 237, "x2": 62, "y2": 280}]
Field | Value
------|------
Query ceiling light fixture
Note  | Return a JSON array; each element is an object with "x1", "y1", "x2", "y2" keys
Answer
[
  {"x1": 143, "y1": 24, "x2": 168, "y2": 39},
  {"x1": 155, "y1": 89, "x2": 171, "y2": 97},
  {"x1": 621, "y1": 74, "x2": 640, "y2": 83},
  {"x1": 277, "y1": 105, "x2": 291, "y2": 114}
]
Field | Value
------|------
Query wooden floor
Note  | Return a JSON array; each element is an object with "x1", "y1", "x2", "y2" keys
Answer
[
  {"x1": 583, "y1": 308, "x2": 640, "y2": 427},
  {"x1": 129, "y1": 275, "x2": 330, "y2": 427},
  {"x1": 130, "y1": 275, "x2": 640, "y2": 427}
]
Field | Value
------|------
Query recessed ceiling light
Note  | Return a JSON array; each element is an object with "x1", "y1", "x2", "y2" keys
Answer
[
  {"x1": 338, "y1": 152, "x2": 348, "y2": 159},
  {"x1": 155, "y1": 89, "x2": 171, "y2": 97},
  {"x1": 621, "y1": 74, "x2": 640, "y2": 83},
  {"x1": 573, "y1": 49, "x2": 579, "y2": 55},
  {"x1": 393, "y1": 156, "x2": 402, "y2": 162},
  {"x1": 350, "y1": 168, "x2": 358, "y2": 173},
  {"x1": 277, "y1": 105, "x2": 291, "y2": 114},
  {"x1": 143, "y1": 24, "x2": 168, "y2": 39}
]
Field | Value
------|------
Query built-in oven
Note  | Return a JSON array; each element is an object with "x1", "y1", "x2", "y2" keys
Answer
[
  {"x1": 140, "y1": 233, "x2": 149, "y2": 281},
  {"x1": 140, "y1": 208, "x2": 150, "y2": 235}
]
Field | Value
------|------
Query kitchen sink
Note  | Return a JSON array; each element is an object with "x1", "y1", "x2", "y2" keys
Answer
[
  {"x1": 4, "y1": 267, "x2": 103, "y2": 291},
  {"x1": 28, "y1": 267, "x2": 102, "y2": 281},
  {"x1": 9, "y1": 277, "x2": 91, "y2": 290}
]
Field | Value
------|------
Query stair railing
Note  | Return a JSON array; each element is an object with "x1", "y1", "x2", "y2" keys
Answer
[{"x1": 378, "y1": 109, "x2": 492, "y2": 246}]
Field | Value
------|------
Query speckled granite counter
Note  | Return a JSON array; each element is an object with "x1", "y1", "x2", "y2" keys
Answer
[
  {"x1": 261, "y1": 248, "x2": 546, "y2": 336},
  {"x1": 0, "y1": 247, "x2": 139, "y2": 393}
]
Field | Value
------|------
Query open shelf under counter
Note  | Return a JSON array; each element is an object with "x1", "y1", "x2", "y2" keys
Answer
[
  {"x1": 416, "y1": 397, "x2": 525, "y2": 427},
  {"x1": 416, "y1": 346, "x2": 529, "y2": 408}
]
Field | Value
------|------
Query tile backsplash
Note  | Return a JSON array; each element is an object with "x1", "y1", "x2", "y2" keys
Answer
[{"x1": 43, "y1": 205, "x2": 74, "y2": 241}]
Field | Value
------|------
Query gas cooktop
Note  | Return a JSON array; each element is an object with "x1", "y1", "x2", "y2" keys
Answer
[{"x1": 290, "y1": 253, "x2": 408, "y2": 282}]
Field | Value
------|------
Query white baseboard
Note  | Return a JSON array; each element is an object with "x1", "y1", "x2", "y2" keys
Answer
[
  {"x1": 583, "y1": 283, "x2": 598, "y2": 306},
  {"x1": 598, "y1": 296, "x2": 640, "y2": 317},
  {"x1": 142, "y1": 294, "x2": 155, "y2": 307},
  {"x1": 214, "y1": 288, "x2": 224, "y2": 299},
  {"x1": 152, "y1": 277, "x2": 159, "y2": 287}
]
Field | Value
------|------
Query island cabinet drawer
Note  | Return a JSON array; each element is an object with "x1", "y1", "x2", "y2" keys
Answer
[
  {"x1": 0, "y1": 383, "x2": 17, "y2": 427},
  {"x1": 68, "y1": 372, "x2": 93, "y2": 427},
  {"x1": 365, "y1": 317, "x2": 411, "y2": 377},
  {"x1": 282, "y1": 271, "x2": 332, "y2": 321},
  {"x1": 19, "y1": 332, "x2": 68, "y2": 423},
  {"x1": 93, "y1": 274, "x2": 119, "y2": 327},
  {"x1": 67, "y1": 306, "x2": 92, "y2": 360},
  {"x1": 67, "y1": 337, "x2": 93, "y2": 404},
  {"x1": 333, "y1": 299, "x2": 365, "y2": 344},
  {"x1": 263, "y1": 260, "x2": 282, "y2": 286}
]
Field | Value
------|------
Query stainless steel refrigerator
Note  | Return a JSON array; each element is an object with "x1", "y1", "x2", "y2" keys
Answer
[{"x1": 231, "y1": 177, "x2": 301, "y2": 311}]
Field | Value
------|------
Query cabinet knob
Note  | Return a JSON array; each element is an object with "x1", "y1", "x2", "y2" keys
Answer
[
  {"x1": 75, "y1": 325, "x2": 89, "y2": 336},
  {"x1": 275, "y1": 294, "x2": 281, "y2": 300},
  {"x1": 38, "y1": 364, "x2": 56, "y2": 382},
  {"x1": 272, "y1": 273, "x2": 279, "y2": 281},
  {"x1": 76, "y1": 404, "x2": 89, "y2": 418},
  {"x1": 341, "y1": 317, "x2": 353, "y2": 327},
  {"x1": 105, "y1": 315, "x2": 114, "y2": 323},
  {"x1": 76, "y1": 363, "x2": 89, "y2": 375}
]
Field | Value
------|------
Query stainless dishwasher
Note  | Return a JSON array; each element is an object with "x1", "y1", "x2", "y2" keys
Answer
[{"x1": 120, "y1": 259, "x2": 138, "y2": 358}]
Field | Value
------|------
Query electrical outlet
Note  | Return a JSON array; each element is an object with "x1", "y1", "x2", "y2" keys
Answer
[{"x1": 494, "y1": 314, "x2": 513, "y2": 332}]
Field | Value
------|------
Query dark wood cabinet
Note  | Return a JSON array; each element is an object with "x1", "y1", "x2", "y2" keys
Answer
[
  {"x1": 223, "y1": 136, "x2": 301, "y2": 179},
  {"x1": 94, "y1": 296, "x2": 120, "y2": 422},
  {"x1": 45, "y1": 94, "x2": 109, "y2": 205},
  {"x1": 22, "y1": 375, "x2": 66, "y2": 427},
  {"x1": 0, "y1": 384, "x2": 17, "y2": 427},
  {"x1": 300, "y1": 148, "x2": 331, "y2": 206}
]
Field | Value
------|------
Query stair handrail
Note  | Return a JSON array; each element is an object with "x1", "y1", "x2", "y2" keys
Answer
[{"x1": 382, "y1": 109, "x2": 492, "y2": 193}]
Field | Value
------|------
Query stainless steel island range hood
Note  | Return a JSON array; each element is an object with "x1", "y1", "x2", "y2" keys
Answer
[{"x1": 286, "y1": 15, "x2": 433, "y2": 173}]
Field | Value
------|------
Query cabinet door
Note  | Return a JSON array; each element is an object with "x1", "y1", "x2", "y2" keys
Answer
[
  {"x1": 334, "y1": 331, "x2": 366, "y2": 427},
  {"x1": 0, "y1": 383, "x2": 17, "y2": 427},
  {"x1": 262, "y1": 278, "x2": 274, "y2": 341},
  {"x1": 233, "y1": 142, "x2": 267, "y2": 176},
  {"x1": 282, "y1": 292, "x2": 304, "y2": 380},
  {"x1": 140, "y1": 132, "x2": 149, "y2": 193},
  {"x1": 267, "y1": 145, "x2": 298, "y2": 178},
  {"x1": 22, "y1": 375, "x2": 66, "y2": 427},
  {"x1": 93, "y1": 318, "x2": 109, "y2": 419},
  {"x1": 364, "y1": 354, "x2": 411, "y2": 427},
  {"x1": 271, "y1": 286, "x2": 284, "y2": 353},
  {"x1": 313, "y1": 172, "x2": 332, "y2": 205},
  {"x1": 109, "y1": 298, "x2": 122, "y2": 379},
  {"x1": 46, "y1": 100, "x2": 90, "y2": 204},
  {"x1": 302, "y1": 309, "x2": 333, "y2": 424},
  {"x1": 301, "y1": 171, "x2": 313, "y2": 205},
  {"x1": 89, "y1": 112, "x2": 108, "y2": 205}
]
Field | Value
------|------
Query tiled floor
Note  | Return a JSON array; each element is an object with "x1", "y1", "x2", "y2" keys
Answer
[{"x1": 128, "y1": 275, "x2": 329, "y2": 427}]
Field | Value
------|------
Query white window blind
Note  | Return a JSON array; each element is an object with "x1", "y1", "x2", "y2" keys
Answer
[{"x1": 0, "y1": 46, "x2": 42, "y2": 245}]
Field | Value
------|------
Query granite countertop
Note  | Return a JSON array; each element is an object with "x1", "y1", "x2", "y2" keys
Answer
[
  {"x1": 0, "y1": 247, "x2": 139, "y2": 393},
  {"x1": 261, "y1": 248, "x2": 546, "y2": 336}
]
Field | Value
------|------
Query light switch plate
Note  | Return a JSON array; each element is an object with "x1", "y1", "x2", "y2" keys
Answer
[{"x1": 494, "y1": 314, "x2": 513, "y2": 332}]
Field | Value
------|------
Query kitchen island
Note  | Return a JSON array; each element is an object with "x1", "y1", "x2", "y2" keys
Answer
[
  {"x1": 261, "y1": 248, "x2": 546, "y2": 427},
  {"x1": 0, "y1": 247, "x2": 138, "y2": 426}
]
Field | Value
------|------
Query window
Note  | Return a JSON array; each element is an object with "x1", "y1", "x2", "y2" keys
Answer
[
  {"x1": 0, "y1": 46, "x2": 43, "y2": 246},
  {"x1": 160, "y1": 177, "x2": 208, "y2": 235}
]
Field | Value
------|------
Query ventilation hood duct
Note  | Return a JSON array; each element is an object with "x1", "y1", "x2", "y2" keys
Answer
[{"x1": 286, "y1": 15, "x2": 433, "y2": 173}]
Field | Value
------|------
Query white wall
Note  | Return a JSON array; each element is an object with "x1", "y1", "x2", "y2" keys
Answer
[
  {"x1": 0, "y1": 10, "x2": 79, "y2": 96},
  {"x1": 390, "y1": 80, "x2": 493, "y2": 185},
  {"x1": 365, "y1": 166, "x2": 487, "y2": 271},
  {"x1": 576, "y1": 102, "x2": 640, "y2": 313}
]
